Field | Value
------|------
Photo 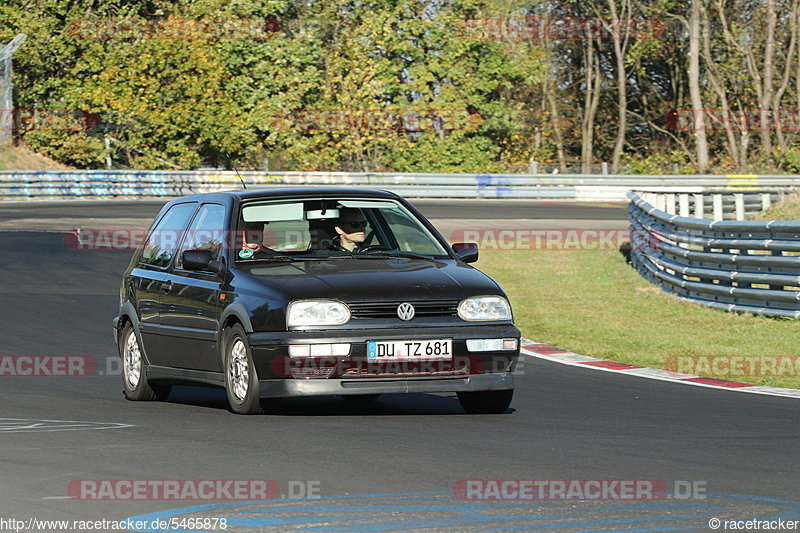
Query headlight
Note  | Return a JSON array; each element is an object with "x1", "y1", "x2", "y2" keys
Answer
[
  {"x1": 458, "y1": 296, "x2": 512, "y2": 321},
  {"x1": 286, "y1": 300, "x2": 351, "y2": 327}
]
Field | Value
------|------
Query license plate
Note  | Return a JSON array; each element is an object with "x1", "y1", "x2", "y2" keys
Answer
[{"x1": 367, "y1": 339, "x2": 452, "y2": 360}]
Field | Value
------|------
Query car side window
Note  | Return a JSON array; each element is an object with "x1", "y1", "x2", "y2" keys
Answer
[
  {"x1": 140, "y1": 203, "x2": 197, "y2": 268},
  {"x1": 380, "y1": 208, "x2": 445, "y2": 254},
  {"x1": 176, "y1": 203, "x2": 227, "y2": 269}
]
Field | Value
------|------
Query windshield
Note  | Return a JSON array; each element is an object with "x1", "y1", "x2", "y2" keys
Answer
[{"x1": 236, "y1": 197, "x2": 449, "y2": 261}]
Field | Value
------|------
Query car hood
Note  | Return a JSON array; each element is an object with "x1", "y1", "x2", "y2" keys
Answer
[{"x1": 236, "y1": 258, "x2": 503, "y2": 302}]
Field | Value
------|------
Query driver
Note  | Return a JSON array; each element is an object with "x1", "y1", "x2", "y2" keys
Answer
[{"x1": 330, "y1": 208, "x2": 369, "y2": 252}]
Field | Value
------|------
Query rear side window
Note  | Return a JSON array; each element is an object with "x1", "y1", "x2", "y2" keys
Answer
[{"x1": 140, "y1": 203, "x2": 197, "y2": 267}]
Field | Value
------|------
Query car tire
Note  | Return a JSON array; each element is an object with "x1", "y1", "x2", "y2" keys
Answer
[
  {"x1": 457, "y1": 389, "x2": 513, "y2": 414},
  {"x1": 223, "y1": 324, "x2": 262, "y2": 415},
  {"x1": 341, "y1": 394, "x2": 381, "y2": 402},
  {"x1": 120, "y1": 323, "x2": 171, "y2": 401}
]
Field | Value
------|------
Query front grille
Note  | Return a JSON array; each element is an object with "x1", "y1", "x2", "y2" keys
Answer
[{"x1": 348, "y1": 301, "x2": 459, "y2": 319}]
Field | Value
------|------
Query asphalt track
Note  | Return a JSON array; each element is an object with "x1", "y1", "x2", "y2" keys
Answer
[
  {"x1": 0, "y1": 200, "x2": 798, "y2": 532},
  {"x1": 0, "y1": 199, "x2": 627, "y2": 225}
]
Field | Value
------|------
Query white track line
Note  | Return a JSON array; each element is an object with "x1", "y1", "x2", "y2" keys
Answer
[{"x1": 520, "y1": 338, "x2": 800, "y2": 400}]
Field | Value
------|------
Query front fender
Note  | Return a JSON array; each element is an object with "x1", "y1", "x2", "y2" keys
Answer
[
  {"x1": 218, "y1": 302, "x2": 255, "y2": 334},
  {"x1": 217, "y1": 302, "x2": 256, "y2": 369}
]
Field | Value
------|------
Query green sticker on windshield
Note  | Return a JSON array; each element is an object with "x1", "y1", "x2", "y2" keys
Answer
[{"x1": 239, "y1": 248, "x2": 254, "y2": 259}]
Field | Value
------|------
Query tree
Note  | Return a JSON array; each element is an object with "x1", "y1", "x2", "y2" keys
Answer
[{"x1": 688, "y1": 0, "x2": 709, "y2": 171}]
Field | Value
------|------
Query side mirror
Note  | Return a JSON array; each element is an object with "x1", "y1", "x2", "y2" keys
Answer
[
  {"x1": 452, "y1": 242, "x2": 479, "y2": 263},
  {"x1": 183, "y1": 250, "x2": 224, "y2": 273}
]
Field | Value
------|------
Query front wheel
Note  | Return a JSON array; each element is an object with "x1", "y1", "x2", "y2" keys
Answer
[
  {"x1": 120, "y1": 323, "x2": 170, "y2": 401},
  {"x1": 223, "y1": 324, "x2": 262, "y2": 415},
  {"x1": 457, "y1": 389, "x2": 513, "y2": 414}
]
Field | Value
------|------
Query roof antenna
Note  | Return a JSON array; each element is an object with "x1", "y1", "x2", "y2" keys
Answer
[{"x1": 225, "y1": 153, "x2": 247, "y2": 190}]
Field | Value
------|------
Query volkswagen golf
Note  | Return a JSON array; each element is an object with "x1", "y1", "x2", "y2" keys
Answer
[{"x1": 114, "y1": 188, "x2": 520, "y2": 414}]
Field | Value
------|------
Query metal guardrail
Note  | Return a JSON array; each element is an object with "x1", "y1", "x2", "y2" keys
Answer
[
  {"x1": 633, "y1": 189, "x2": 787, "y2": 220},
  {"x1": 0, "y1": 170, "x2": 570, "y2": 200},
  {"x1": 628, "y1": 189, "x2": 800, "y2": 318},
  {"x1": 5, "y1": 170, "x2": 800, "y2": 200}
]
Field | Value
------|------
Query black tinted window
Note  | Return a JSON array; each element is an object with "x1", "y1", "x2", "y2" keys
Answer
[
  {"x1": 176, "y1": 204, "x2": 227, "y2": 268},
  {"x1": 140, "y1": 203, "x2": 197, "y2": 267},
  {"x1": 236, "y1": 198, "x2": 447, "y2": 260}
]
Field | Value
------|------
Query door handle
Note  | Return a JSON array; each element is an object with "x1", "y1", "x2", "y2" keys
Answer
[{"x1": 160, "y1": 281, "x2": 173, "y2": 293}]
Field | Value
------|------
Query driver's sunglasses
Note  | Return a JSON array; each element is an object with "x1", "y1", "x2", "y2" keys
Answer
[{"x1": 342, "y1": 220, "x2": 367, "y2": 230}]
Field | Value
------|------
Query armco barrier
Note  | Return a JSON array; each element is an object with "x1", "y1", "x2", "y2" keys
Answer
[
  {"x1": 628, "y1": 189, "x2": 800, "y2": 318},
  {"x1": 633, "y1": 189, "x2": 786, "y2": 220},
  {"x1": 0, "y1": 171, "x2": 570, "y2": 200},
  {"x1": 6, "y1": 170, "x2": 800, "y2": 200}
]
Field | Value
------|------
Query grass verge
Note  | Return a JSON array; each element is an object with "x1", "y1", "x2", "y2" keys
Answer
[
  {"x1": 753, "y1": 191, "x2": 800, "y2": 220},
  {"x1": 478, "y1": 249, "x2": 800, "y2": 389},
  {"x1": 0, "y1": 144, "x2": 71, "y2": 170}
]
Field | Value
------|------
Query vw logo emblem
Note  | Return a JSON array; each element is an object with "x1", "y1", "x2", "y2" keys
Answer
[{"x1": 397, "y1": 303, "x2": 415, "y2": 321}]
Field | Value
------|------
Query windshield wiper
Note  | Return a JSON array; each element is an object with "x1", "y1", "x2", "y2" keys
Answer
[
  {"x1": 374, "y1": 252, "x2": 439, "y2": 261},
  {"x1": 325, "y1": 251, "x2": 438, "y2": 261},
  {"x1": 238, "y1": 254, "x2": 295, "y2": 262},
  {"x1": 239, "y1": 251, "x2": 341, "y2": 262}
]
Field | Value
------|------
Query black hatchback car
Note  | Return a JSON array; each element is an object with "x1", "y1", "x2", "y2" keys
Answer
[{"x1": 114, "y1": 188, "x2": 520, "y2": 414}]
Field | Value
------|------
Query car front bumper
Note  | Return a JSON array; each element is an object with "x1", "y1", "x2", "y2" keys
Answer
[
  {"x1": 258, "y1": 372, "x2": 513, "y2": 398},
  {"x1": 247, "y1": 324, "x2": 520, "y2": 398}
]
